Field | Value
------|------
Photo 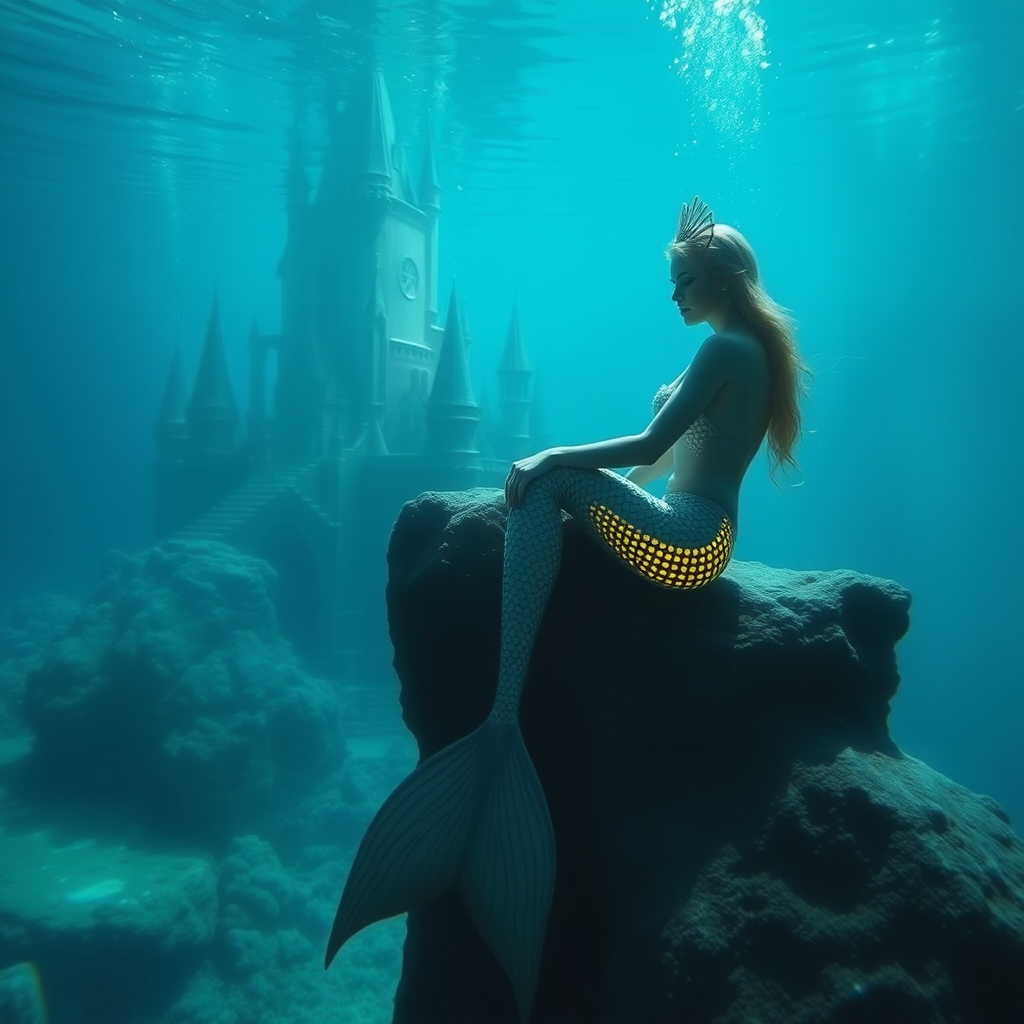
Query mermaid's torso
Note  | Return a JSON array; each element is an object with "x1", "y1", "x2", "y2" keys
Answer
[
  {"x1": 650, "y1": 374, "x2": 764, "y2": 527},
  {"x1": 652, "y1": 383, "x2": 756, "y2": 458}
]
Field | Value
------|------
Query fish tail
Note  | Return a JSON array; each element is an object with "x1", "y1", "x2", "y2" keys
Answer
[{"x1": 325, "y1": 718, "x2": 555, "y2": 1024}]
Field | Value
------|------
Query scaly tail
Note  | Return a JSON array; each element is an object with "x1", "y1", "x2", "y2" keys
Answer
[{"x1": 324, "y1": 717, "x2": 555, "y2": 1024}]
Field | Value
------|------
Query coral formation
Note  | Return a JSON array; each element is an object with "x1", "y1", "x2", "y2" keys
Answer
[
  {"x1": 20, "y1": 540, "x2": 343, "y2": 840},
  {"x1": 0, "y1": 539, "x2": 415, "y2": 1024},
  {"x1": 0, "y1": 594, "x2": 77, "y2": 740}
]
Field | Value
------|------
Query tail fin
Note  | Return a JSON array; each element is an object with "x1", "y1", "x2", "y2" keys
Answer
[{"x1": 324, "y1": 719, "x2": 555, "y2": 1024}]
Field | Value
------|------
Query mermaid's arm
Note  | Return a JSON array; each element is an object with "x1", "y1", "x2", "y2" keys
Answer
[
  {"x1": 551, "y1": 432, "x2": 656, "y2": 471},
  {"x1": 547, "y1": 352, "x2": 716, "y2": 473}
]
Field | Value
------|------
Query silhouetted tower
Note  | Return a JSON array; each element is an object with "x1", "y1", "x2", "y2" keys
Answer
[
  {"x1": 425, "y1": 279, "x2": 479, "y2": 470},
  {"x1": 149, "y1": 67, "x2": 531, "y2": 680},
  {"x1": 301, "y1": 68, "x2": 432, "y2": 455},
  {"x1": 495, "y1": 300, "x2": 534, "y2": 460},
  {"x1": 187, "y1": 294, "x2": 239, "y2": 460}
]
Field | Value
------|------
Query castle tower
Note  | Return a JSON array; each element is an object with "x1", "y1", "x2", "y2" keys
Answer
[
  {"x1": 494, "y1": 300, "x2": 534, "y2": 461},
  {"x1": 187, "y1": 294, "x2": 239, "y2": 460},
  {"x1": 425, "y1": 279, "x2": 479, "y2": 469},
  {"x1": 151, "y1": 67, "x2": 530, "y2": 683},
  {"x1": 419, "y1": 116, "x2": 441, "y2": 325},
  {"x1": 293, "y1": 68, "x2": 433, "y2": 459}
]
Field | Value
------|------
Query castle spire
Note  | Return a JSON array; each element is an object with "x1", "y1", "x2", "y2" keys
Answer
[
  {"x1": 429, "y1": 279, "x2": 475, "y2": 407},
  {"x1": 495, "y1": 300, "x2": 534, "y2": 460},
  {"x1": 425, "y1": 279, "x2": 479, "y2": 461},
  {"x1": 315, "y1": 69, "x2": 419, "y2": 208},
  {"x1": 187, "y1": 292, "x2": 239, "y2": 458},
  {"x1": 499, "y1": 299, "x2": 530, "y2": 374},
  {"x1": 363, "y1": 70, "x2": 393, "y2": 192}
]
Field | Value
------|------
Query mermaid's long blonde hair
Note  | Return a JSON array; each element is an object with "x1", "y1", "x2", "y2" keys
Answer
[{"x1": 668, "y1": 222, "x2": 810, "y2": 483}]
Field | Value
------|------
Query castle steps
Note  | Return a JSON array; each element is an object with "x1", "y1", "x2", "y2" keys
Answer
[{"x1": 174, "y1": 464, "x2": 311, "y2": 542}]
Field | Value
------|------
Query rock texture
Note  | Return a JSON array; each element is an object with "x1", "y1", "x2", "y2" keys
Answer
[
  {"x1": 0, "y1": 540, "x2": 405, "y2": 1024},
  {"x1": 0, "y1": 594, "x2": 77, "y2": 740},
  {"x1": 0, "y1": 829, "x2": 216, "y2": 1022},
  {"x1": 19, "y1": 541, "x2": 343, "y2": 842},
  {"x1": 385, "y1": 488, "x2": 1024, "y2": 1024}
]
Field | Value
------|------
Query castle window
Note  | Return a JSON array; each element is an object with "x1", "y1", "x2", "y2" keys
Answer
[{"x1": 399, "y1": 256, "x2": 419, "y2": 300}]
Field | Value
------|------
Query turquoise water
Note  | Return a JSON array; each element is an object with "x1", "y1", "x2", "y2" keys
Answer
[{"x1": 0, "y1": 1, "x2": 1021, "y2": 1022}]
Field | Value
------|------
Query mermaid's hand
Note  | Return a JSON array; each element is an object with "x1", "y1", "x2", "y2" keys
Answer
[{"x1": 505, "y1": 450, "x2": 558, "y2": 509}]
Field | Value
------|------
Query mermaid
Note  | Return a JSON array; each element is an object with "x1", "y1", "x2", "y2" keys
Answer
[{"x1": 324, "y1": 197, "x2": 809, "y2": 1022}]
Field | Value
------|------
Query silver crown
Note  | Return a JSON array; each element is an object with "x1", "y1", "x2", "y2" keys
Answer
[{"x1": 674, "y1": 195, "x2": 715, "y2": 250}]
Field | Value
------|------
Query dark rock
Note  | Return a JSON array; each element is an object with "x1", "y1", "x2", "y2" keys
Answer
[{"x1": 385, "y1": 488, "x2": 1024, "y2": 1024}]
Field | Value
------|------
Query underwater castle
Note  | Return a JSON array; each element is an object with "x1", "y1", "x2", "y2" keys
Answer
[{"x1": 152, "y1": 70, "x2": 547, "y2": 684}]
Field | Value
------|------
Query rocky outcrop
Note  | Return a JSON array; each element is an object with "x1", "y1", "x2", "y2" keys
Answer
[
  {"x1": 19, "y1": 541, "x2": 344, "y2": 843},
  {"x1": 0, "y1": 594, "x2": 77, "y2": 740},
  {"x1": 0, "y1": 539, "x2": 405, "y2": 1024},
  {"x1": 0, "y1": 829, "x2": 216, "y2": 1022},
  {"x1": 385, "y1": 488, "x2": 1024, "y2": 1024}
]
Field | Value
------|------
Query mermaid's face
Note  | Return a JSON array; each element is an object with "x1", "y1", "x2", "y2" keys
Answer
[{"x1": 670, "y1": 254, "x2": 724, "y2": 327}]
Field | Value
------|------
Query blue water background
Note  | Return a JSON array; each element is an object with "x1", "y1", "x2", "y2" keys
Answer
[{"x1": 0, "y1": 0, "x2": 1021, "y2": 850}]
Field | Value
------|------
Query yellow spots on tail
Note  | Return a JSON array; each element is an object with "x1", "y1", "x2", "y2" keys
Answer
[{"x1": 588, "y1": 504, "x2": 733, "y2": 589}]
